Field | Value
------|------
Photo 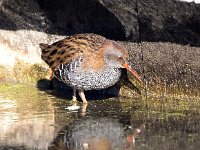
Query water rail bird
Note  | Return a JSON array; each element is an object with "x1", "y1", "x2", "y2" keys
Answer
[{"x1": 39, "y1": 33, "x2": 142, "y2": 103}]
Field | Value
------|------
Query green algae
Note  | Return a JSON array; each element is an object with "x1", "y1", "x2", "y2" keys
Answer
[
  {"x1": 0, "y1": 61, "x2": 49, "y2": 84},
  {"x1": 13, "y1": 62, "x2": 49, "y2": 83}
]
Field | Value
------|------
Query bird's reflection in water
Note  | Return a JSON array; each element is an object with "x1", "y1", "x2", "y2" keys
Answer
[
  {"x1": 79, "y1": 103, "x2": 88, "y2": 117},
  {"x1": 49, "y1": 103, "x2": 145, "y2": 150}
]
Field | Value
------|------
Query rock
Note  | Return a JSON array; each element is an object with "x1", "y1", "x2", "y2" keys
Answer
[
  {"x1": 36, "y1": 0, "x2": 139, "y2": 40},
  {"x1": 36, "y1": 0, "x2": 200, "y2": 46},
  {"x1": 0, "y1": 29, "x2": 66, "y2": 82},
  {"x1": 124, "y1": 42, "x2": 200, "y2": 95},
  {"x1": 0, "y1": 0, "x2": 51, "y2": 32},
  {"x1": 0, "y1": 0, "x2": 66, "y2": 82},
  {"x1": 138, "y1": 0, "x2": 200, "y2": 46},
  {"x1": 1, "y1": 0, "x2": 200, "y2": 43}
]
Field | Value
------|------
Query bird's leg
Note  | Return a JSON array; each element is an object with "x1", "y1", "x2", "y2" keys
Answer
[
  {"x1": 49, "y1": 68, "x2": 54, "y2": 80},
  {"x1": 72, "y1": 87, "x2": 77, "y2": 102},
  {"x1": 78, "y1": 89, "x2": 88, "y2": 103}
]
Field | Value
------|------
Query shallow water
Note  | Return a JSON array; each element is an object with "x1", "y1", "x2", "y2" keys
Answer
[{"x1": 0, "y1": 83, "x2": 200, "y2": 150}]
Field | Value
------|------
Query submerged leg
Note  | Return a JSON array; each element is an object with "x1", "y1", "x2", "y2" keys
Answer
[
  {"x1": 72, "y1": 87, "x2": 77, "y2": 101},
  {"x1": 78, "y1": 89, "x2": 88, "y2": 103}
]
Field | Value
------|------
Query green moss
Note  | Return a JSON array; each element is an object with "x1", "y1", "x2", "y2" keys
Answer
[{"x1": 0, "y1": 61, "x2": 49, "y2": 84}]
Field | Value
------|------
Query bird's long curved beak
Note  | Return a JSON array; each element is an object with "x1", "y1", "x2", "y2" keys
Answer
[{"x1": 123, "y1": 63, "x2": 142, "y2": 82}]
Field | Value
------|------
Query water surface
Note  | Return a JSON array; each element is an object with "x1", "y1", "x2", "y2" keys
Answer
[{"x1": 0, "y1": 83, "x2": 200, "y2": 150}]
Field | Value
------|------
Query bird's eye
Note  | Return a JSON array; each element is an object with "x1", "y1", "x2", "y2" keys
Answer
[{"x1": 118, "y1": 56, "x2": 122, "y2": 59}]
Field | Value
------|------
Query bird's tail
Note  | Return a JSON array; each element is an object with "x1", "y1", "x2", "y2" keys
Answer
[{"x1": 39, "y1": 43, "x2": 49, "y2": 51}]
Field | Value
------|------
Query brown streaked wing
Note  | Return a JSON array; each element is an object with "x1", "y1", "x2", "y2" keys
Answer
[
  {"x1": 40, "y1": 40, "x2": 82, "y2": 70},
  {"x1": 40, "y1": 33, "x2": 107, "y2": 70}
]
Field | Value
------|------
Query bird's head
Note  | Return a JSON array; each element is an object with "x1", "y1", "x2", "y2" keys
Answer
[{"x1": 104, "y1": 42, "x2": 142, "y2": 82}]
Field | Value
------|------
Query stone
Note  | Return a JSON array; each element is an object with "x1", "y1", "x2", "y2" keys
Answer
[
  {"x1": 36, "y1": 0, "x2": 139, "y2": 41},
  {"x1": 138, "y1": 0, "x2": 200, "y2": 46}
]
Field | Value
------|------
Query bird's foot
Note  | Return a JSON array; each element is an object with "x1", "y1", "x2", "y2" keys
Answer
[
  {"x1": 72, "y1": 96, "x2": 77, "y2": 102},
  {"x1": 69, "y1": 96, "x2": 78, "y2": 105}
]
